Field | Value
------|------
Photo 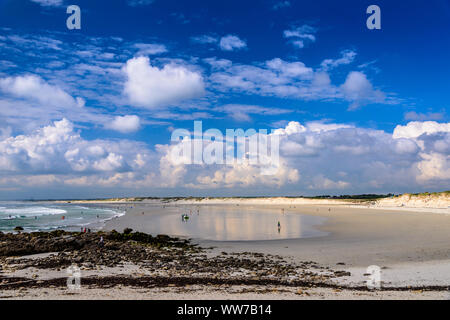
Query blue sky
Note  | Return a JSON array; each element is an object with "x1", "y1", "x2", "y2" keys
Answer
[{"x1": 0, "y1": 0, "x2": 448, "y2": 199}]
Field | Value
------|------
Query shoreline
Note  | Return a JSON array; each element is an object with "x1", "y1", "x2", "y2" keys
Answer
[{"x1": 55, "y1": 194, "x2": 450, "y2": 214}]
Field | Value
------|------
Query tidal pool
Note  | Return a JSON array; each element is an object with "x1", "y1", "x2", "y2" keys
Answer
[{"x1": 141, "y1": 206, "x2": 328, "y2": 241}]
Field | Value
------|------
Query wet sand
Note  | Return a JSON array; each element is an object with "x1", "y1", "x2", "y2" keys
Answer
[{"x1": 105, "y1": 203, "x2": 450, "y2": 265}]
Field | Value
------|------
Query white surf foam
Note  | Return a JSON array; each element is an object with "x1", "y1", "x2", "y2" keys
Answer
[{"x1": 0, "y1": 206, "x2": 67, "y2": 217}]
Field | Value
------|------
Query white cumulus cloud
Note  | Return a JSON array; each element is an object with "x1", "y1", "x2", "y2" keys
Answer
[
  {"x1": 0, "y1": 74, "x2": 83, "y2": 108},
  {"x1": 0, "y1": 118, "x2": 448, "y2": 194},
  {"x1": 341, "y1": 71, "x2": 385, "y2": 109},
  {"x1": 107, "y1": 115, "x2": 141, "y2": 133},
  {"x1": 393, "y1": 121, "x2": 450, "y2": 139},
  {"x1": 123, "y1": 56, "x2": 205, "y2": 109}
]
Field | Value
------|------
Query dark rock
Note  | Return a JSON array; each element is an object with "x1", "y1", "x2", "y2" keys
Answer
[
  {"x1": 334, "y1": 271, "x2": 351, "y2": 277},
  {"x1": 123, "y1": 228, "x2": 133, "y2": 235}
]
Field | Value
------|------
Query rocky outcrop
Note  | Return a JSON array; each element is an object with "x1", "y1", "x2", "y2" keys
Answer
[
  {"x1": 0, "y1": 229, "x2": 195, "y2": 258},
  {"x1": 0, "y1": 230, "x2": 350, "y2": 291}
]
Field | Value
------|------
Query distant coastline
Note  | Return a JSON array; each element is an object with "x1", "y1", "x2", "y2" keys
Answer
[{"x1": 52, "y1": 191, "x2": 450, "y2": 212}]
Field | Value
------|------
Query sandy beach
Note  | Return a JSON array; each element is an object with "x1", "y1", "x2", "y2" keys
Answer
[
  {"x1": 2, "y1": 196, "x2": 450, "y2": 300},
  {"x1": 105, "y1": 198, "x2": 450, "y2": 295}
]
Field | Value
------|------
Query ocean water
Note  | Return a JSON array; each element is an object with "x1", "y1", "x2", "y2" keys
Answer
[{"x1": 0, "y1": 202, "x2": 124, "y2": 232}]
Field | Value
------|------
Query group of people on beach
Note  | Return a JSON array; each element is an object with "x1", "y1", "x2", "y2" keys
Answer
[
  {"x1": 180, "y1": 207, "x2": 201, "y2": 222},
  {"x1": 79, "y1": 227, "x2": 104, "y2": 247}
]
